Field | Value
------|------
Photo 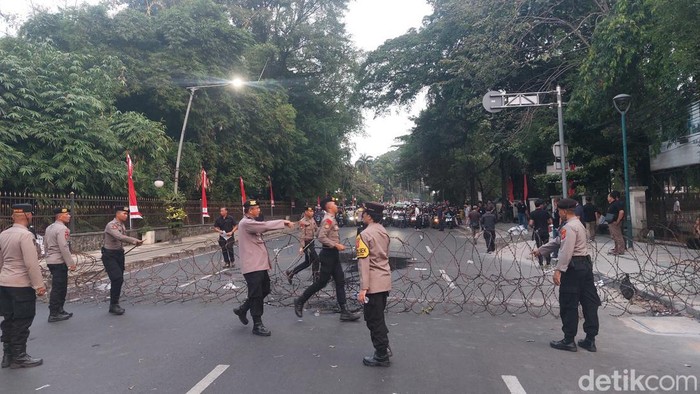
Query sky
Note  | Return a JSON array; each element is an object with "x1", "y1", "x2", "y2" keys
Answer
[{"x1": 0, "y1": 0, "x2": 432, "y2": 163}]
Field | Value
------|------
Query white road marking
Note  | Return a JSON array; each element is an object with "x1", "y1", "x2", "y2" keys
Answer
[
  {"x1": 438, "y1": 269, "x2": 456, "y2": 289},
  {"x1": 414, "y1": 268, "x2": 428, "y2": 271},
  {"x1": 186, "y1": 364, "x2": 230, "y2": 394},
  {"x1": 425, "y1": 245, "x2": 433, "y2": 254},
  {"x1": 501, "y1": 375, "x2": 526, "y2": 394},
  {"x1": 35, "y1": 385, "x2": 50, "y2": 391}
]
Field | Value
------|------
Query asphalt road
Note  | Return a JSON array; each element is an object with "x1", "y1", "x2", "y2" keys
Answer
[
  {"x1": 3, "y1": 301, "x2": 699, "y2": 393},
  {"x1": 6, "y1": 225, "x2": 698, "y2": 393}
]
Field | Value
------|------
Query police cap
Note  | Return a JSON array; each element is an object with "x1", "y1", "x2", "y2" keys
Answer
[
  {"x1": 53, "y1": 207, "x2": 71, "y2": 214},
  {"x1": 12, "y1": 203, "x2": 34, "y2": 214},
  {"x1": 115, "y1": 206, "x2": 129, "y2": 213},
  {"x1": 557, "y1": 198, "x2": 577, "y2": 210},
  {"x1": 243, "y1": 199, "x2": 258, "y2": 209},
  {"x1": 364, "y1": 202, "x2": 384, "y2": 215}
]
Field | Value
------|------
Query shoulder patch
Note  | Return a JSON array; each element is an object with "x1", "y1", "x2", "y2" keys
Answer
[
  {"x1": 111, "y1": 224, "x2": 119, "y2": 230},
  {"x1": 323, "y1": 219, "x2": 332, "y2": 229},
  {"x1": 356, "y1": 235, "x2": 369, "y2": 259},
  {"x1": 65, "y1": 230, "x2": 70, "y2": 240},
  {"x1": 560, "y1": 228, "x2": 567, "y2": 240}
]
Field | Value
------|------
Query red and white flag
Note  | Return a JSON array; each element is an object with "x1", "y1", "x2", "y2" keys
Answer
[
  {"x1": 240, "y1": 177, "x2": 247, "y2": 207},
  {"x1": 268, "y1": 176, "x2": 275, "y2": 208},
  {"x1": 199, "y1": 168, "x2": 210, "y2": 218},
  {"x1": 126, "y1": 153, "x2": 142, "y2": 219}
]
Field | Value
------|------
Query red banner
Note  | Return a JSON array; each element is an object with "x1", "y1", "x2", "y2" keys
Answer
[
  {"x1": 240, "y1": 177, "x2": 247, "y2": 207},
  {"x1": 200, "y1": 168, "x2": 210, "y2": 218},
  {"x1": 268, "y1": 176, "x2": 275, "y2": 207},
  {"x1": 126, "y1": 153, "x2": 142, "y2": 219}
]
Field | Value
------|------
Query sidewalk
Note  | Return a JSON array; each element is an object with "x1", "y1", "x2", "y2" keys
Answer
[{"x1": 486, "y1": 222, "x2": 700, "y2": 319}]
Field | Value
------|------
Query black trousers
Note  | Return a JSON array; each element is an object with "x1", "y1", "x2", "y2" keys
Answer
[
  {"x1": 298, "y1": 248, "x2": 347, "y2": 306},
  {"x1": 559, "y1": 259, "x2": 601, "y2": 340},
  {"x1": 484, "y1": 230, "x2": 496, "y2": 252},
  {"x1": 0, "y1": 286, "x2": 36, "y2": 347},
  {"x1": 48, "y1": 264, "x2": 68, "y2": 314},
  {"x1": 101, "y1": 248, "x2": 125, "y2": 305},
  {"x1": 364, "y1": 291, "x2": 389, "y2": 354},
  {"x1": 533, "y1": 229, "x2": 551, "y2": 265},
  {"x1": 218, "y1": 236, "x2": 235, "y2": 264},
  {"x1": 240, "y1": 270, "x2": 271, "y2": 321},
  {"x1": 290, "y1": 240, "x2": 319, "y2": 276}
]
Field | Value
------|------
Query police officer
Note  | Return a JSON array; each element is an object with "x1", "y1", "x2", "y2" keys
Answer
[
  {"x1": 44, "y1": 207, "x2": 77, "y2": 322},
  {"x1": 213, "y1": 207, "x2": 238, "y2": 268},
  {"x1": 285, "y1": 207, "x2": 319, "y2": 284},
  {"x1": 533, "y1": 198, "x2": 600, "y2": 352},
  {"x1": 0, "y1": 203, "x2": 46, "y2": 369},
  {"x1": 232, "y1": 200, "x2": 293, "y2": 336},
  {"x1": 356, "y1": 202, "x2": 392, "y2": 367},
  {"x1": 101, "y1": 206, "x2": 143, "y2": 315},
  {"x1": 294, "y1": 197, "x2": 360, "y2": 322}
]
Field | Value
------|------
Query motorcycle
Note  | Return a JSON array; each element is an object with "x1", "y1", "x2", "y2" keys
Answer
[
  {"x1": 336, "y1": 212, "x2": 346, "y2": 227},
  {"x1": 444, "y1": 212, "x2": 455, "y2": 229}
]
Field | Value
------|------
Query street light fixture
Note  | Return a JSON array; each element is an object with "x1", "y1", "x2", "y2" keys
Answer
[
  {"x1": 613, "y1": 93, "x2": 633, "y2": 248},
  {"x1": 173, "y1": 79, "x2": 244, "y2": 194}
]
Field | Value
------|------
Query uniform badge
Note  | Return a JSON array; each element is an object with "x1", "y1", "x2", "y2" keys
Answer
[
  {"x1": 560, "y1": 228, "x2": 567, "y2": 240},
  {"x1": 64, "y1": 230, "x2": 70, "y2": 240},
  {"x1": 111, "y1": 225, "x2": 119, "y2": 230},
  {"x1": 324, "y1": 219, "x2": 332, "y2": 229},
  {"x1": 356, "y1": 235, "x2": 369, "y2": 259}
]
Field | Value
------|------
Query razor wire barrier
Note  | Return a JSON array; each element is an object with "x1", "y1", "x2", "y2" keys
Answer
[{"x1": 45, "y1": 227, "x2": 700, "y2": 318}]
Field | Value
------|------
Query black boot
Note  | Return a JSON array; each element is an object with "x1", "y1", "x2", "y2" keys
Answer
[
  {"x1": 1, "y1": 343, "x2": 11, "y2": 369},
  {"x1": 294, "y1": 298, "x2": 304, "y2": 318},
  {"x1": 339, "y1": 305, "x2": 360, "y2": 322},
  {"x1": 59, "y1": 308, "x2": 73, "y2": 318},
  {"x1": 252, "y1": 322, "x2": 271, "y2": 337},
  {"x1": 550, "y1": 338, "x2": 577, "y2": 352},
  {"x1": 109, "y1": 304, "x2": 125, "y2": 315},
  {"x1": 48, "y1": 310, "x2": 72, "y2": 323},
  {"x1": 577, "y1": 337, "x2": 597, "y2": 352},
  {"x1": 233, "y1": 306, "x2": 249, "y2": 325},
  {"x1": 363, "y1": 351, "x2": 390, "y2": 367},
  {"x1": 10, "y1": 345, "x2": 43, "y2": 369}
]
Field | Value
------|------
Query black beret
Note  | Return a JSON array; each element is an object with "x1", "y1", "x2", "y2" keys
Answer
[
  {"x1": 319, "y1": 197, "x2": 333, "y2": 210},
  {"x1": 12, "y1": 203, "x2": 34, "y2": 213},
  {"x1": 115, "y1": 206, "x2": 129, "y2": 213},
  {"x1": 557, "y1": 198, "x2": 577, "y2": 210},
  {"x1": 364, "y1": 202, "x2": 384, "y2": 215},
  {"x1": 53, "y1": 207, "x2": 70, "y2": 214},
  {"x1": 243, "y1": 199, "x2": 258, "y2": 209}
]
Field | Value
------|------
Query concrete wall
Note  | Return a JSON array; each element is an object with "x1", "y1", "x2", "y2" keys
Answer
[{"x1": 70, "y1": 224, "x2": 212, "y2": 253}]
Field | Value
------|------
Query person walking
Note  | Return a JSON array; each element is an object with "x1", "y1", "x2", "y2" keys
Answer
[
  {"x1": 481, "y1": 206, "x2": 497, "y2": 253},
  {"x1": 43, "y1": 207, "x2": 77, "y2": 322},
  {"x1": 101, "y1": 206, "x2": 143, "y2": 315},
  {"x1": 468, "y1": 206, "x2": 481, "y2": 242},
  {"x1": 294, "y1": 197, "x2": 360, "y2": 322},
  {"x1": 213, "y1": 207, "x2": 238, "y2": 268},
  {"x1": 356, "y1": 202, "x2": 392, "y2": 367},
  {"x1": 285, "y1": 207, "x2": 319, "y2": 284},
  {"x1": 582, "y1": 197, "x2": 597, "y2": 241},
  {"x1": 232, "y1": 200, "x2": 293, "y2": 336},
  {"x1": 533, "y1": 198, "x2": 600, "y2": 352},
  {"x1": 0, "y1": 204, "x2": 46, "y2": 369},
  {"x1": 529, "y1": 200, "x2": 552, "y2": 267}
]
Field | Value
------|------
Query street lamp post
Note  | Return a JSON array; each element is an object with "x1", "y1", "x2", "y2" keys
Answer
[
  {"x1": 173, "y1": 79, "x2": 244, "y2": 194},
  {"x1": 613, "y1": 93, "x2": 633, "y2": 248}
]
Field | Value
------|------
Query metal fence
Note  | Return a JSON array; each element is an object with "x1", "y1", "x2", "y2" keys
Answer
[
  {"x1": 0, "y1": 191, "x2": 302, "y2": 234},
  {"x1": 646, "y1": 191, "x2": 700, "y2": 241}
]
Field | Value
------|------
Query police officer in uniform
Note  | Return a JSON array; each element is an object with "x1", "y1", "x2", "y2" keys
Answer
[
  {"x1": 213, "y1": 207, "x2": 238, "y2": 268},
  {"x1": 285, "y1": 207, "x2": 319, "y2": 284},
  {"x1": 101, "y1": 206, "x2": 143, "y2": 315},
  {"x1": 294, "y1": 197, "x2": 360, "y2": 322},
  {"x1": 44, "y1": 207, "x2": 77, "y2": 322},
  {"x1": 0, "y1": 203, "x2": 46, "y2": 369},
  {"x1": 232, "y1": 200, "x2": 293, "y2": 336},
  {"x1": 533, "y1": 198, "x2": 600, "y2": 352},
  {"x1": 356, "y1": 202, "x2": 392, "y2": 367}
]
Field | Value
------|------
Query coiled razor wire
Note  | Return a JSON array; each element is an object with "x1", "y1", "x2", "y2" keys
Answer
[{"x1": 43, "y1": 227, "x2": 700, "y2": 318}]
